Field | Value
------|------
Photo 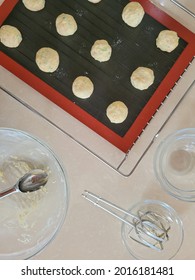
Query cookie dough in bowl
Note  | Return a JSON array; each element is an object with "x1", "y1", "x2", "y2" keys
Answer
[
  {"x1": 106, "y1": 101, "x2": 128, "y2": 124},
  {"x1": 156, "y1": 30, "x2": 179, "y2": 53},
  {"x1": 22, "y1": 0, "x2": 45, "y2": 11},
  {"x1": 0, "y1": 25, "x2": 22, "y2": 48},
  {"x1": 122, "y1": 2, "x2": 145, "y2": 27},
  {"x1": 72, "y1": 76, "x2": 94, "y2": 99},
  {"x1": 56, "y1": 13, "x2": 78, "y2": 36},
  {"x1": 0, "y1": 128, "x2": 68, "y2": 260},
  {"x1": 130, "y1": 67, "x2": 155, "y2": 90},
  {"x1": 90, "y1": 39, "x2": 112, "y2": 62},
  {"x1": 35, "y1": 47, "x2": 60, "y2": 73}
]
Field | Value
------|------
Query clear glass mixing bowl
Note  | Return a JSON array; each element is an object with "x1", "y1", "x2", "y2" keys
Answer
[
  {"x1": 154, "y1": 128, "x2": 195, "y2": 201},
  {"x1": 0, "y1": 128, "x2": 69, "y2": 259},
  {"x1": 121, "y1": 200, "x2": 183, "y2": 260}
]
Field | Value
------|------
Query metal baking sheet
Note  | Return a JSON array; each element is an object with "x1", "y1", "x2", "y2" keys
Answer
[{"x1": 0, "y1": 0, "x2": 194, "y2": 152}]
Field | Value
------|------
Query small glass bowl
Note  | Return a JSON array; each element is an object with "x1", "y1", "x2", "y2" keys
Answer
[
  {"x1": 121, "y1": 200, "x2": 183, "y2": 260},
  {"x1": 154, "y1": 128, "x2": 195, "y2": 201},
  {"x1": 0, "y1": 128, "x2": 69, "y2": 259}
]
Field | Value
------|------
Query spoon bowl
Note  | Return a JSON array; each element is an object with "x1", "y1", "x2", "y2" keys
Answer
[
  {"x1": 18, "y1": 169, "x2": 48, "y2": 192},
  {"x1": 0, "y1": 169, "x2": 48, "y2": 199}
]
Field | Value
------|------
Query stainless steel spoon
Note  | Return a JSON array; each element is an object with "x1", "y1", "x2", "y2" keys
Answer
[{"x1": 0, "y1": 169, "x2": 48, "y2": 199}]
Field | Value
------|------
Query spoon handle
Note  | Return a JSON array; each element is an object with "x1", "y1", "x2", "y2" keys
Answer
[{"x1": 0, "y1": 187, "x2": 17, "y2": 199}]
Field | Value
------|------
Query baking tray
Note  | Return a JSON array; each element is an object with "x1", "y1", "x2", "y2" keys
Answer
[{"x1": 0, "y1": 0, "x2": 194, "y2": 152}]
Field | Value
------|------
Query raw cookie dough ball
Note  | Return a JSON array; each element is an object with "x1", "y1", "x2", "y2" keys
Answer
[
  {"x1": 35, "y1": 47, "x2": 59, "y2": 73},
  {"x1": 106, "y1": 101, "x2": 128, "y2": 124},
  {"x1": 90, "y1": 39, "x2": 112, "y2": 62},
  {"x1": 0, "y1": 25, "x2": 22, "y2": 48},
  {"x1": 122, "y1": 1, "x2": 145, "y2": 27},
  {"x1": 22, "y1": 0, "x2": 45, "y2": 11},
  {"x1": 56, "y1": 13, "x2": 77, "y2": 36},
  {"x1": 72, "y1": 76, "x2": 94, "y2": 99},
  {"x1": 88, "y1": 0, "x2": 102, "y2": 3},
  {"x1": 156, "y1": 30, "x2": 179, "y2": 53},
  {"x1": 130, "y1": 67, "x2": 154, "y2": 90}
]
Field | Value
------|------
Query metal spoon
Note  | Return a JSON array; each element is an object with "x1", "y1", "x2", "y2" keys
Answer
[{"x1": 0, "y1": 169, "x2": 48, "y2": 199}]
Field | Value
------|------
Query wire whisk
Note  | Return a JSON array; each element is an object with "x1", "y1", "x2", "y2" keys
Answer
[{"x1": 82, "y1": 190, "x2": 171, "y2": 251}]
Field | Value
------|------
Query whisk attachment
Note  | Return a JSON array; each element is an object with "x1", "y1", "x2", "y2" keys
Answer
[
  {"x1": 128, "y1": 210, "x2": 171, "y2": 251},
  {"x1": 82, "y1": 190, "x2": 171, "y2": 252}
]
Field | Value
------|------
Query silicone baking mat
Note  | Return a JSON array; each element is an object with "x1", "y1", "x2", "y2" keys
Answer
[{"x1": 0, "y1": 0, "x2": 194, "y2": 152}]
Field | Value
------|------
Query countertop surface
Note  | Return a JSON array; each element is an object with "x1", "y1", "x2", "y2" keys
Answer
[{"x1": 0, "y1": 0, "x2": 195, "y2": 260}]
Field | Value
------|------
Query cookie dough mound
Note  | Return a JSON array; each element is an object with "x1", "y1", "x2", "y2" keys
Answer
[
  {"x1": 88, "y1": 0, "x2": 102, "y2": 3},
  {"x1": 91, "y1": 39, "x2": 112, "y2": 62},
  {"x1": 56, "y1": 13, "x2": 77, "y2": 36},
  {"x1": 106, "y1": 101, "x2": 128, "y2": 124},
  {"x1": 131, "y1": 67, "x2": 154, "y2": 90},
  {"x1": 36, "y1": 47, "x2": 59, "y2": 73},
  {"x1": 72, "y1": 76, "x2": 94, "y2": 99},
  {"x1": 22, "y1": 0, "x2": 45, "y2": 11},
  {"x1": 0, "y1": 25, "x2": 22, "y2": 48},
  {"x1": 122, "y1": 2, "x2": 145, "y2": 27},
  {"x1": 156, "y1": 30, "x2": 179, "y2": 53}
]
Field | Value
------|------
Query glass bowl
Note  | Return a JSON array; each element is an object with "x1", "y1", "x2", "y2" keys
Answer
[
  {"x1": 0, "y1": 128, "x2": 68, "y2": 259},
  {"x1": 154, "y1": 128, "x2": 195, "y2": 201},
  {"x1": 121, "y1": 200, "x2": 183, "y2": 260}
]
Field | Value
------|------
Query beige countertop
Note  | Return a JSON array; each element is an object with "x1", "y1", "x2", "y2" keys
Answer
[{"x1": 0, "y1": 0, "x2": 195, "y2": 260}]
